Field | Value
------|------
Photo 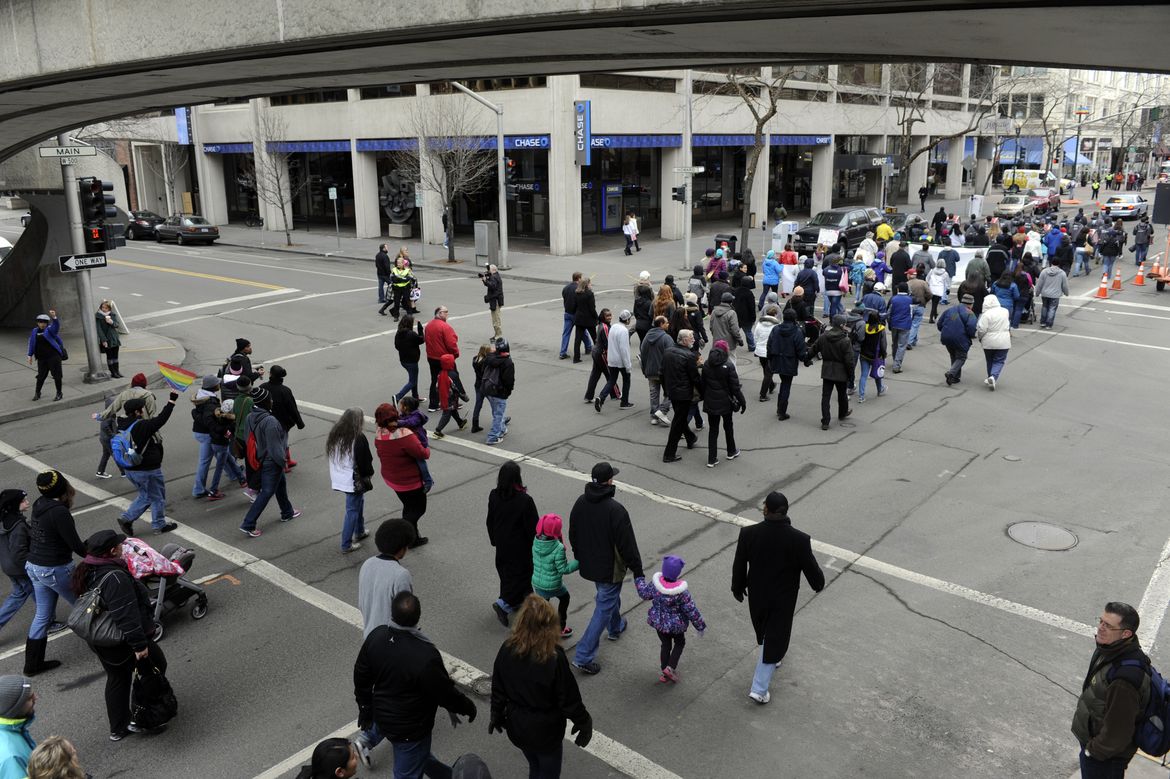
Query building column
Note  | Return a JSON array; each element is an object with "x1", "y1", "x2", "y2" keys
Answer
[
  {"x1": 660, "y1": 145, "x2": 684, "y2": 240},
  {"x1": 189, "y1": 107, "x2": 228, "y2": 225},
  {"x1": 748, "y1": 140, "x2": 770, "y2": 232},
  {"x1": 907, "y1": 135, "x2": 929, "y2": 206},
  {"x1": 352, "y1": 149, "x2": 381, "y2": 238},
  {"x1": 975, "y1": 137, "x2": 996, "y2": 194},
  {"x1": 861, "y1": 136, "x2": 882, "y2": 202},
  {"x1": 413, "y1": 85, "x2": 445, "y2": 249},
  {"x1": 548, "y1": 75, "x2": 582, "y2": 256},
  {"x1": 944, "y1": 136, "x2": 965, "y2": 199},
  {"x1": 810, "y1": 140, "x2": 833, "y2": 215}
]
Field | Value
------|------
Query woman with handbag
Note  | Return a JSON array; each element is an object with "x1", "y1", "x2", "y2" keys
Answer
[
  {"x1": 71, "y1": 528, "x2": 167, "y2": 742},
  {"x1": 857, "y1": 310, "x2": 888, "y2": 404},
  {"x1": 327, "y1": 408, "x2": 374, "y2": 555},
  {"x1": 24, "y1": 471, "x2": 85, "y2": 676}
]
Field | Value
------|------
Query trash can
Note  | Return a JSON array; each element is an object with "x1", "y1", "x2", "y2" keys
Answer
[
  {"x1": 713, "y1": 233, "x2": 737, "y2": 257},
  {"x1": 474, "y1": 220, "x2": 499, "y2": 268}
]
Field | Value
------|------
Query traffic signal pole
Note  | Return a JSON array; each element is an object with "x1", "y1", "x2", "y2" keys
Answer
[{"x1": 57, "y1": 133, "x2": 107, "y2": 383}]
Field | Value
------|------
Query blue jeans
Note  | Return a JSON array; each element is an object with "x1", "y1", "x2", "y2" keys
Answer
[
  {"x1": 1010, "y1": 302, "x2": 1024, "y2": 329},
  {"x1": 0, "y1": 575, "x2": 33, "y2": 628},
  {"x1": 751, "y1": 643, "x2": 778, "y2": 697},
  {"x1": 487, "y1": 396, "x2": 508, "y2": 443},
  {"x1": 1078, "y1": 748, "x2": 1129, "y2": 778},
  {"x1": 121, "y1": 468, "x2": 167, "y2": 529},
  {"x1": 391, "y1": 735, "x2": 450, "y2": 779},
  {"x1": 192, "y1": 431, "x2": 213, "y2": 496},
  {"x1": 908, "y1": 305, "x2": 925, "y2": 346},
  {"x1": 1101, "y1": 254, "x2": 1117, "y2": 283},
  {"x1": 359, "y1": 722, "x2": 384, "y2": 750},
  {"x1": 209, "y1": 442, "x2": 245, "y2": 492},
  {"x1": 378, "y1": 275, "x2": 390, "y2": 303},
  {"x1": 984, "y1": 348, "x2": 1008, "y2": 380},
  {"x1": 24, "y1": 562, "x2": 75, "y2": 640},
  {"x1": 560, "y1": 313, "x2": 574, "y2": 357},
  {"x1": 1135, "y1": 244, "x2": 1149, "y2": 266},
  {"x1": 573, "y1": 581, "x2": 623, "y2": 665},
  {"x1": 241, "y1": 460, "x2": 294, "y2": 531},
  {"x1": 472, "y1": 388, "x2": 486, "y2": 428},
  {"x1": 1072, "y1": 248, "x2": 1091, "y2": 276},
  {"x1": 857, "y1": 359, "x2": 885, "y2": 399},
  {"x1": 396, "y1": 362, "x2": 420, "y2": 402},
  {"x1": 1040, "y1": 297, "x2": 1060, "y2": 327},
  {"x1": 826, "y1": 294, "x2": 844, "y2": 319},
  {"x1": 744, "y1": 328, "x2": 756, "y2": 352},
  {"x1": 341, "y1": 491, "x2": 366, "y2": 551}
]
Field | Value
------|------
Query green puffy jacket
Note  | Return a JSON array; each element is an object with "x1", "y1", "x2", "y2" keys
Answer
[{"x1": 531, "y1": 536, "x2": 578, "y2": 593}]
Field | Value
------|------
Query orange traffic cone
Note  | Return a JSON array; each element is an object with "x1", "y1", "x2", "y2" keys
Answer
[
  {"x1": 1134, "y1": 262, "x2": 1146, "y2": 286},
  {"x1": 1095, "y1": 273, "x2": 1110, "y2": 299},
  {"x1": 1152, "y1": 257, "x2": 1162, "y2": 278},
  {"x1": 1112, "y1": 268, "x2": 1123, "y2": 291}
]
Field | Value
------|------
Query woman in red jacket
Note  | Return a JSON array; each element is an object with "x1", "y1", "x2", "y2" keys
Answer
[{"x1": 373, "y1": 404, "x2": 430, "y2": 548}]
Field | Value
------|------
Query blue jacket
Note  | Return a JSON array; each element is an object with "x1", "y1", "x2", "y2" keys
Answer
[
  {"x1": 888, "y1": 293, "x2": 913, "y2": 330},
  {"x1": 937, "y1": 304, "x2": 977, "y2": 349},
  {"x1": 761, "y1": 258, "x2": 782, "y2": 286},
  {"x1": 992, "y1": 282, "x2": 1020, "y2": 310},
  {"x1": 0, "y1": 716, "x2": 34, "y2": 779},
  {"x1": 1044, "y1": 229, "x2": 1063, "y2": 258},
  {"x1": 26, "y1": 319, "x2": 63, "y2": 358},
  {"x1": 861, "y1": 292, "x2": 887, "y2": 319}
]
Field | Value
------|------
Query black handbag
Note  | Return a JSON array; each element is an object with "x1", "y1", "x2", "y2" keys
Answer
[
  {"x1": 131, "y1": 660, "x2": 178, "y2": 729},
  {"x1": 353, "y1": 469, "x2": 373, "y2": 494},
  {"x1": 66, "y1": 572, "x2": 124, "y2": 647}
]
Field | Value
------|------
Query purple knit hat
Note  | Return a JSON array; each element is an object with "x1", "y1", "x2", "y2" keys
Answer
[
  {"x1": 662, "y1": 555, "x2": 685, "y2": 582},
  {"x1": 713, "y1": 339, "x2": 729, "y2": 352}
]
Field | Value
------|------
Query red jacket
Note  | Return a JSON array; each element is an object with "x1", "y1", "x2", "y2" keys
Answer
[{"x1": 424, "y1": 317, "x2": 460, "y2": 361}]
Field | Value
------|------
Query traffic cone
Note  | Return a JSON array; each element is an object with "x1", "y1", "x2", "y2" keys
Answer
[
  {"x1": 1112, "y1": 268, "x2": 1123, "y2": 291},
  {"x1": 1134, "y1": 262, "x2": 1146, "y2": 286},
  {"x1": 1152, "y1": 257, "x2": 1162, "y2": 278},
  {"x1": 1095, "y1": 273, "x2": 1110, "y2": 299}
]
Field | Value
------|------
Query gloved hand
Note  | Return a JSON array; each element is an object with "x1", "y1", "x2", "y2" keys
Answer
[
  {"x1": 168, "y1": 391, "x2": 180, "y2": 402},
  {"x1": 738, "y1": 399, "x2": 747, "y2": 415},
  {"x1": 488, "y1": 717, "x2": 504, "y2": 735},
  {"x1": 732, "y1": 590, "x2": 744, "y2": 603},
  {"x1": 572, "y1": 716, "x2": 593, "y2": 748},
  {"x1": 357, "y1": 706, "x2": 373, "y2": 732}
]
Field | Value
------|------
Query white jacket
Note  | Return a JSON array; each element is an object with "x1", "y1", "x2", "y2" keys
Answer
[
  {"x1": 926, "y1": 265, "x2": 951, "y2": 297},
  {"x1": 752, "y1": 316, "x2": 779, "y2": 358},
  {"x1": 607, "y1": 322, "x2": 632, "y2": 369},
  {"x1": 328, "y1": 446, "x2": 356, "y2": 493},
  {"x1": 975, "y1": 296, "x2": 1011, "y2": 350}
]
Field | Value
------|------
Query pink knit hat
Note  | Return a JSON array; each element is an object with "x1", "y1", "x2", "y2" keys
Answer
[{"x1": 536, "y1": 513, "x2": 564, "y2": 542}]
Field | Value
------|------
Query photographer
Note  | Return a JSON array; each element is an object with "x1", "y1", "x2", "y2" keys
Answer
[{"x1": 481, "y1": 265, "x2": 504, "y2": 339}]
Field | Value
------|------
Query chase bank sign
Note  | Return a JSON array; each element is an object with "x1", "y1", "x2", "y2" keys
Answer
[{"x1": 574, "y1": 100, "x2": 592, "y2": 166}]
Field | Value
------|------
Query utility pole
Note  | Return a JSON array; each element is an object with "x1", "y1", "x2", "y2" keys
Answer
[
  {"x1": 1057, "y1": 69, "x2": 1073, "y2": 180},
  {"x1": 682, "y1": 69, "x2": 693, "y2": 272},
  {"x1": 58, "y1": 133, "x2": 107, "y2": 383},
  {"x1": 450, "y1": 81, "x2": 510, "y2": 269}
]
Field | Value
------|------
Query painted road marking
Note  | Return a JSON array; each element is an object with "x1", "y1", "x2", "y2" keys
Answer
[
  {"x1": 0, "y1": 437, "x2": 681, "y2": 779},
  {"x1": 144, "y1": 286, "x2": 381, "y2": 330},
  {"x1": 123, "y1": 289, "x2": 297, "y2": 323},
  {"x1": 108, "y1": 259, "x2": 287, "y2": 290},
  {"x1": 1138, "y1": 533, "x2": 1170, "y2": 651},
  {"x1": 166, "y1": 300, "x2": 181, "y2": 305},
  {"x1": 296, "y1": 400, "x2": 1095, "y2": 639},
  {"x1": 123, "y1": 243, "x2": 391, "y2": 283},
  {"x1": 1076, "y1": 306, "x2": 1170, "y2": 322},
  {"x1": 1072, "y1": 293, "x2": 1170, "y2": 312},
  {"x1": 1015, "y1": 329, "x2": 1170, "y2": 352}
]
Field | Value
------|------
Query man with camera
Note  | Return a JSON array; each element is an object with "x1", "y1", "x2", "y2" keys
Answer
[{"x1": 480, "y1": 265, "x2": 504, "y2": 339}]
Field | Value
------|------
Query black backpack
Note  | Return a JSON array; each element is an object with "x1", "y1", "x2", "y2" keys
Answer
[
  {"x1": 480, "y1": 362, "x2": 503, "y2": 397},
  {"x1": 1100, "y1": 230, "x2": 1122, "y2": 254}
]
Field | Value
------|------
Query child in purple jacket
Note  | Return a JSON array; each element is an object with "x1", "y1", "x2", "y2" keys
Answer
[
  {"x1": 634, "y1": 554, "x2": 706, "y2": 684},
  {"x1": 397, "y1": 396, "x2": 433, "y2": 492}
]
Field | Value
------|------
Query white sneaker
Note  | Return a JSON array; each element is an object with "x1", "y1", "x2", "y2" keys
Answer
[
  {"x1": 649, "y1": 417, "x2": 659, "y2": 426},
  {"x1": 653, "y1": 409, "x2": 671, "y2": 425},
  {"x1": 988, "y1": 375, "x2": 996, "y2": 391},
  {"x1": 353, "y1": 737, "x2": 372, "y2": 768},
  {"x1": 748, "y1": 691, "x2": 771, "y2": 704}
]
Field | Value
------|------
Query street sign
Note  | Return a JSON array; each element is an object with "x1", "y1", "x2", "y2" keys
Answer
[
  {"x1": 673, "y1": 166, "x2": 706, "y2": 174},
  {"x1": 38, "y1": 146, "x2": 97, "y2": 158},
  {"x1": 58, "y1": 252, "x2": 107, "y2": 273},
  {"x1": 328, "y1": 187, "x2": 338, "y2": 201}
]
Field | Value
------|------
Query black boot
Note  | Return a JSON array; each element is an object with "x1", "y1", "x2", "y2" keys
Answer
[{"x1": 23, "y1": 636, "x2": 61, "y2": 676}]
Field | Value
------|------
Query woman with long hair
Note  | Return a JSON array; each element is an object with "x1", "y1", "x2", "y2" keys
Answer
[
  {"x1": 95, "y1": 300, "x2": 122, "y2": 378},
  {"x1": 486, "y1": 462, "x2": 539, "y2": 627},
  {"x1": 490, "y1": 595, "x2": 592, "y2": 778},
  {"x1": 470, "y1": 342, "x2": 494, "y2": 434},
  {"x1": 393, "y1": 314, "x2": 426, "y2": 403},
  {"x1": 27, "y1": 735, "x2": 86, "y2": 779},
  {"x1": 24, "y1": 470, "x2": 84, "y2": 676},
  {"x1": 652, "y1": 284, "x2": 675, "y2": 321},
  {"x1": 572, "y1": 277, "x2": 597, "y2": 363},
  {"x1": 294, "y1": 737, "x2": 357, "y2": 779},
  {"x1": 373, "y1": 404, "x2": 430, "y2": 548},
  {"x1": 327, "y1": 408, "x2": 374, "y2": 555}
]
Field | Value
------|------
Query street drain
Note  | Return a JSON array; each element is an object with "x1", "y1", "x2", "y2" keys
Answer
[{"x1": 1007, "y1": 521, "x2": 1078, "y2": 551}]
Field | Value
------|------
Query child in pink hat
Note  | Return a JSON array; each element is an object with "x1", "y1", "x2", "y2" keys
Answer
[{"x1": 531, "y1": 513, "x2": 578, "y2": 638}]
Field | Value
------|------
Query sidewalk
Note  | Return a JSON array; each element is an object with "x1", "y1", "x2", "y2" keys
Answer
[{"x1": 0, "y1": 328, "x2": 186, "y2": 425}]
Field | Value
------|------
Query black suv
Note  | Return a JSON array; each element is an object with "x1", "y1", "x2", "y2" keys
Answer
[{"x1": 792, "y1": 206, "x2": 885, "y2": 255}]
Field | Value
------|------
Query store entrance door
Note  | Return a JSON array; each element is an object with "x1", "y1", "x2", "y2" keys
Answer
[{"x1": 601, "y1": 182, "x2": 623, "y2": 232}]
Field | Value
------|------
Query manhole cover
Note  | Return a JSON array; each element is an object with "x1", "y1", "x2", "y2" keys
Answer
[{"x1": 1007, "y1": 521, "x2": 1078, "y2": 551}]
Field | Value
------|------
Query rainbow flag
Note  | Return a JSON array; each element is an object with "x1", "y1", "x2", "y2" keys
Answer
[{"x1": 157, "y1": 362, "x2": 197, "y2": 392}]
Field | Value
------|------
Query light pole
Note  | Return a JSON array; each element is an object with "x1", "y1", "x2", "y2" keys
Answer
[
  {"x1": 449, "y1": 81, "x2": 510, "y2": 269},
  {"x1": 1014, "y1": 119, "x2": 1024, "y2": 173},
  {"x1": 1073, "y1": 108, "x2": 1089, "y2": 187}
]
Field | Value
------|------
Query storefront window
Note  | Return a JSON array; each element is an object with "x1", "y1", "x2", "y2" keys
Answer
[
  {"x1": 581, "y1": 148, "x2": 661, "y2": 234},
  {"x1": 452, "y1": 149, "x2": 550, "y2": 244},
  {"x1": 222, "y1": 153, "x2": 258, "y2": 222},
  {"x1": 768, "y1": 147, "x2": 814, "y2": 213},
  {"x1": 288, "y1": 151, "x2": 355, "y2": 227}
]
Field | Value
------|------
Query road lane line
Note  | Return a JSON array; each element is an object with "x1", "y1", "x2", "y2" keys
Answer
[
  {"x1": 108, "y1": 259, "x2": 287, "y2": 289},
  {"x1": 296, "y1": 401, "x2": 1094, "y2": 639},
  {"x1": 123, "y1": 289, "x2": 298, "y2": 322},
  {"x1": 1014, "y1": 329, "x2": 1170, "y2": 352},
  {"x1": 0, "y1": 436, "x2": 683, "y2": 779},
  {"x1": 1138, "y1": 533, "x2": 1170, "y2": 651},
  {"x1": 1076, "y1": 306, "x2": 1170, "y2": 322}
]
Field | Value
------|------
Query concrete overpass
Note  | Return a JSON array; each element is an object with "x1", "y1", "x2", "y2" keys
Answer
[{"x1": 2, "y1": 0, "x2": 1168, "y2": 162}]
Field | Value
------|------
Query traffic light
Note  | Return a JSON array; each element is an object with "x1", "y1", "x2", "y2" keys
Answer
[
  {"x1": 78, "y1": 178, "x2": 116, "y2": 224},
  {"x1": 671, "y1": 185, "x2": 687, "y2": 203},
  {"x1": 83, "y1": 224, "x2": 108, "y2": 254},
  {"x1": 504, "y1": 158, "x2": 518, "y2": 201}
]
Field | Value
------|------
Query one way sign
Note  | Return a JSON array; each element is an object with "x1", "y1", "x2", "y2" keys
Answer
[{"x1": 58, "y1": 252, "x2": 107, "y2": 273}]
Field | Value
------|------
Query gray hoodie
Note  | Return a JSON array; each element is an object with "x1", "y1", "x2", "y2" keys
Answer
[
  {"x1": 639, "y1": 326, "x2": 675, "y2": 378},
  {"x1": 1033, "y1": 265, "x2": 1069, "y2": 300}
]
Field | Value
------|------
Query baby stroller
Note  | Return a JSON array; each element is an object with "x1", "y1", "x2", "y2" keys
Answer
[
  {"x1": 802, "y1": 317, "x2": 825, "y2": 349},
  {"x1": 121, "y1": 538, "x2": 209, "y2": 641}
]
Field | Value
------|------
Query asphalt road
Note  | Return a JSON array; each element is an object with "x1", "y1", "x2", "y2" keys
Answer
[{"x1": 1, "y1": 218, "x2": 1168, "y2": 779}]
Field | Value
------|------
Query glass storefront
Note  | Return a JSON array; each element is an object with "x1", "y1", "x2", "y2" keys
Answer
[
  {"x1": 453, "y1": 147, "x2": 550, "y2": 244},
  {"x1": 768, "y1": 146, "x2": 815, "y2": 213},
  {"x1": 287, "y1": 151, "x2": 355, "y2": 228},
  {"x1": 221, "y1": 152, "x2": 259, "y2": 223},
  {"x1": 691, "y1": 146, "x2": 745, "y2": 222},
  {"x1": 580, "y1": 145, "x2": 662, "y2": 235}
]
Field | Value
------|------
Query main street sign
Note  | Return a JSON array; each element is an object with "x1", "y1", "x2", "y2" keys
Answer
[{"x1": 38, "y1": 146, "x2": 97, "y2": 158}]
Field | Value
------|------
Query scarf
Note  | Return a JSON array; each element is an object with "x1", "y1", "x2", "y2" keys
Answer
[{"x1": 83, "y1": 553, "x2": 127, "y2": 569}]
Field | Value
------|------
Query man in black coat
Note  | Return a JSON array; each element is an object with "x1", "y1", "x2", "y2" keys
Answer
[
  {"x1": 259, "y1": 364, "x2": 305, "y2": 470},
  {"x1": 660, "y1": 331, "x2": 702, "y2": 463},
  {"x1": 889, "y1": 244, "x2": 912, "y2": 288},
  {"x1": 560, "y1": 272, "x2": 591, "y2": 359},
  {"x1": 731, "y1": 491, "x2": 824, "y2": 704},
  {"x1": 354, "y1": 592, "x2": 477, "y2": 775},
  {"x1": 568, "y1": 462, "x2": 643, "y2": 675},
  {"x1": 808, "y1": 315, "x2": 853, "y2": 431},
  {"x1": 375, "y1": 244, "x2": 392, "y2": 304}
]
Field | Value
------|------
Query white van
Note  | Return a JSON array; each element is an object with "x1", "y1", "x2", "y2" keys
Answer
[{"x1": 1002, "y1": 169, "x2": 1057, "y2": 192}]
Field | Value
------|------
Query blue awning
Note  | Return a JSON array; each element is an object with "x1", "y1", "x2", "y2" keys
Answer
[
  {"x1": 998, "y1": 137, "x2": 1043, "y2": 165},
  {"x1": 1061, "y1": 137, "x2": 1093, "y2": 166}
]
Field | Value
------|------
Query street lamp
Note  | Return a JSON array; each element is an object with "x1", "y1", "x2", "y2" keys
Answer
[
  {"x1": 1073, "y1": 106, "x2": 1090, "y2": 188},
  {"x1": 1014, "y1": 119, "x2": 1024, "y2": 175}
]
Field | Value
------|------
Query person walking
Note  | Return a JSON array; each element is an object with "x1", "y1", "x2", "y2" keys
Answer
[
  {"x1": 115, "y1": 391, "x2": 181, "y2": 537},
  {"x1": 918, "y1": 185, "x2": 929, "y2": 212},
  {"x1": 424, "y1": 306, "x2": 466, "y2": 412},
  {"x1": 731, "y1": 491, "x2": 824, "y2": 704},
  {"x1": 925, "y1": 258, "x2": 950, "y2": 324},
  {"x1": 1071, "y1": 602, "x2": 1149, "y2": 778},
  {"x1": 489, "y1": 595, "x2": 592, "y2": 778},
  {"x1": 583, "y1": 309, "x2": 615, "y2": 406},
  {"x1": 260, "y1": 365, "x2": 305, "y2": 472},
  {"x1": 379, "y1": 257, "x2": 417, "y2": 320},
  {"x1": 481, "y1": 339, "x2": 515, "y2": 446},
  {"x1": 0, "y1": 675, "x2": 36, "y2": 775},
  {"x1": 71, "y1": 528, "x2": 168, "y2": 741},
  {"x1": 469, "y1": 342, "x2": 492, "y2": 434},
  {"x1": 24, "y1": 472, "x2": 83, "y2": 676},
  {"x1": 633, "y1": 556, "x2": 706, "y2": 684},
  {"x1": 708, "y1": 293, "x2": 743, "y2": 357},
  {"x1": 886, "y1": 283, "x2": 911, "y2": 374},
  {"x1": 0, "y1": 491, "x2": 36, "y2": 635},
  {"x1": 353, "y1": 592, "x2": 477, "y2": 779},
  {"x1": 572, "y1": 278, "x2": 598, "y2": 364},
  {"x1": 26, "y1": 312, "x2": 64, "y2": 402},
  {"x1": 326, "y1": 408, "x2": 373, "y2": 555},
  {"x1": 596, "y1": 311, "x2": 635, "y2": 412},
  {"x1": 486, "y1": 462, "x2": 539, "y2": 627},
  {"x1": 661, "y1": 331, "x2": 702, "y2": 463},
  {"x1": 701, "y1": 340, "x2": 744, "y2": 468},
  {"x1": 1033, "y1": 259, "x2": 1069, "y2": 330},
  {"x1": 95, "y1": 300, "x2": 123, "y2": 378},
  {"x1": 559, "y1": 272, "x2": 586, "y2": 360},
  {"x1": 190, "y1": 376, "x2": 222, "y2": 499},
  {"x1": 938, "y1": 294, "x2": 978, "y2": 386},
  {"x1": 975, "y1": 295, "x2": 1011, "y2": 391},
  {"x1": 568, "y1": 462, "x2": 644, "y2": 675},
  {"x1": 621, "y1": 214, "x2": 635, "y2": 256},
  {"x1": 760, "y1": 250, "x2": 782, "y2": 306},
  {"x1": 905, "y1": 268, "x2": 930, "y2": 348},
  {"x1": 375, "y1": 244, "x2": 392, "y2": 305},
  {"x1": 394, "y1": 315, "x2": 426, "y2": 403},
  {"x1": 640, "y1": 316, "x2": 674, "y2": 427},
  {"x1": 238, "y1": 387, "x2": 302, "y2": 538},
  {"x1": 102, "y1": 373, "x2": 155, "y2": 423},
  {"x1": 1097, "y1": 220, "x2": 1126, "y2": 284},
  {"x1": 531, "y1": 514, "x2": 577, "y2": 638},
  {"x1": 207, "y1": 398, "x2": 246, "y2": 497},
  {"x1": 1132, "y1": 216, "x2": 1153, "y2": 268},
  {"x1": 856, "y1": 310, "x2": 888, "y2": 403},
  {"x1": 822, "y1": 255, "x2": 847, "y2": 320},
  {"x1": 808, "y1": 315, "x2": 854, "y2": 431},
  {"x1": 373, "y1": 404, "x2": 430, "y2": 547},
  {"x1": 767, "y1": 308, "x2": 810, "y2": 421},
  {"x1": 752, "y1": 305, "x2": 781, "y2": 402},
  {"x1": 431, "y1": 354, "x2": 469, "y2": 439},
  {"x1": 633, "y1": 283, "x2": 653, "y2": 346},
  {"x1": 990, "y1": 271, "x2": 1021, "y2": 330},
  {"x1": 481, "y1": 264, "x2": 505, "y2": 339}
]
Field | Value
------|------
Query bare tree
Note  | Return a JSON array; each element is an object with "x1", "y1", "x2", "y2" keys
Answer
[
  {"x1": 135, "y1": 143, "x2": 189, "y2": 214},
  {"x1": 391, "y1": 98, "x2": 497, "y2": 262},
  {"x1": 251, "y1": 107, "x2": 306, "y2": 246}
]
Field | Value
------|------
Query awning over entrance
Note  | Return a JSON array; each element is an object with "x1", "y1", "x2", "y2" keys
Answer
[
  {"x1": 998, "y1": 137, "x2": 1043, "y2": 166},
  {"x1": 1060, "y1": 137, "x2": 1093, "y2": 166}
]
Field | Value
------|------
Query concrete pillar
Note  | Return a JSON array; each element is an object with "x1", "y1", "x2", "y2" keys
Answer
[
  {"x1": 548, "y1": 74, "x2": 582, "y2": 256},
  {"x1": 660, "y1": 145, "x2": 684, "y2": 240},
  {"x1": 352, "y1": 150, "x2": 381, "y2": 238},
  {"x1": 412, "y1": 85, "x2": 445, "y2": 249},
  {"x1": 861, "y1": 136, "x2": 881, "y2": 202},
  {"x1": 198, "y1": 152, "x2": 227, "y2": 225},
  {"x1": 810, "y1": 141, "x2": 833, "y2": 215},
  {"x1": 944, "y1": 136, "x2": 965, "y2": 199},
  {"x1": 907, "y1": 135, "x2": 929, "y2": 206},
  {"x1": 748, "y1": 140, "x2": 769, "y2": 232}
]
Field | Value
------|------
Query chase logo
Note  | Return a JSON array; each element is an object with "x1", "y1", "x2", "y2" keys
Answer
[{"x1": 576, "y1": 103, "x2": 586, "y2": 114}]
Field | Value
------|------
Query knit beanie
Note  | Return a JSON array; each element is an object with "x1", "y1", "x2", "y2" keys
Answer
[
  {"x1": 130, "y1": 373, "x2": 148, "y2": 388},
  {"x1": 235, "y1": 338, "x2": 251, "y2": 352},
  {"x1": 713, "y1": 339, "x2": 729, "y2": 353},
  {"x1": 661, "y1": 555, "x2": 685, "y2": 583},
  {"x1": 0, "y1": 490, "x2": 25, "y2": 514},
  {"x1": 248, "y1": 386, "x2": 270, "y2": 405},
  {"x1": 35, "y1": 470, "x2": 68, "y2": 500},
  {"x1": 0, "y1": 676, "x2": 32, "y2": 718},
  {"x1": 536, "y1": 513, "x2": 563, "y2": 542}
]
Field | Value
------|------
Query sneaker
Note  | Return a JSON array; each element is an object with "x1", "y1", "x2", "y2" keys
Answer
[
  {"x1": 457, "y1": 419, "x2": 468, "y2": 431},
  {"x1": 778, "y1": 413, "x2": 790, "y2": 421},
  {"x1": 842, "y1": 409, "x2": 853, "y2": 419},
  {"x1": 560, "y1": 626, "x2": 574, "y2": 639},
  {"x1": 572, "y1": 660, "x2": 601, "y2": 675},
  {"x1": 877, "y1": 388, "x2": 887, "y2": 397},
  {"x1": 127, "y1": 722, "x2": 164, "y2": 735},
  {"x1": 707, "y1": 460, "x2": 718, "y2": 468},
  {"x1": 944, "y1": 374, "x2": 955, "y2": 386},
  {"x1": 654, "y1": 409, "x2": 671, "y2": 425},
  {"x1": 663, "y1": 666, "x2": 680, "y2": 683},
  {"x1": 408, "y1": 536, "x2": 428, "y2": 548},
  {"x1": 153, "y1": 522, "x2": 178, "y2": 535},
  {"x1": 242, "y1": 487, "x2": 258, "y2": 502},
  {"x1": 858, "y1": 396, "x2": 866, "y2": 404},
  {"x1": 492, "y1": 602, "x2": 509, "y2": 627},
  {"x1": 486, "y1": 438, "x2": 501, "y2": 446},
  {"x1": 983, "y1": 376, "x2": 992, "y2": 387},
  {"x1": 240, "y1": 527, "x2": 262, "y2": 538},
  {"x1": 109, "y1": 729, "x2": 129, "y2": 742},
  {"x1": 821, "y1": 423, "x2": 830, "y2": 431},
  {"x1": 583, "y1": 397, "x2": 594, "y2": 404},
  {"x1": 606, "y1": 618, "x2": 627, "y2": 641},
  {"x1": 471, "y1": 425, "x2": 483, "y2": 433},
  {"x1": 432, "y1": 429, "x2": 445, "y2": 439},
  {"x1": 663, "y1": 455, "x2": 683, "y2": 463},
  {"x1": 619, "y1": 403, "x2": 636, "y2": 409},
  {"x1": 342, "y1": 542, "x2": 362, "y2": 554},
  {"x1": 659, "y1": 672, "x2": 670, "y2": 683},
  {"x1": 280, "y1": 509, "x2": 302, "y2": 522},
  {"x1": 117, "y1": 518, "x2": 134, "y2": 537},
  {"x1": 95, "y1": 471, "x2": 112, "y2": 479},
  {"x1": 988, "y1": 376, "x2": 996, "y2": 391},
  {"x1": 353, "y1": 738, "x2": 372, "y2": 769},
  {"x1": 238, "y1": 479, "x2": 248, "y2": 488},
  {"x1": 728, "y1": 450, "x2": 740, "y2": 460},
  {"x1": 207, "y1": 491, "x2": 227, "y2": 501},
  {"x1": 193, "y1": 492, "x2": 210, "y2": 499},
  {"x1": 649, "y1": 417, "x2": 659, "y2": 426},
  {"x1": 694, "y1": 421, "x2": 704, "y2": 431},
  {"x1": 748, "y1": 691, "x2": 771, "y2": 704},
  {"x1": 892, "y1": 367, "x2": 902, "y2": 374},
  {"x1": 355, "y1": 531, "x2": 370, "y2": 541}
]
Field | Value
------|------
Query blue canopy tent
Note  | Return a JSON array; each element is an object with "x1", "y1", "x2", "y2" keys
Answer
[{"x1": 1060, "y1": 137, "x2": 1093, "y2": 166}]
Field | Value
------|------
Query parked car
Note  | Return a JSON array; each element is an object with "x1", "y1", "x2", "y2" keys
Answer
[
  {"x1": 125, "y1": 210, "x2": 165, "y2": 240},
  {"x1": 155, "y1": 215, "x2": 219, "y2": 245},
  {"x1": 1102, "y1": 193, "x2": 1149, "y2": 220},
  {"x1": 793, "y1": 206, "x2": 884, "y2": 254},
  {"x1": 994, "y1": 194, "x2": 1034, "y2": 219},
  {"x1": 885, "y1": 212, "x2": 929, "y2": 241},
  {"x1": 1025, "y1": 188, "x2": 1061, "y2": 214}
]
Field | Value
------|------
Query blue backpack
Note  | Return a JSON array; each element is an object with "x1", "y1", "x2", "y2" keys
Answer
[
  {"x1": 1108, "y1": 658, "x2": 1170, "y2": 757},
  {"x1": 110, "y1": 421, "x2": 142, "y2": 469}
]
